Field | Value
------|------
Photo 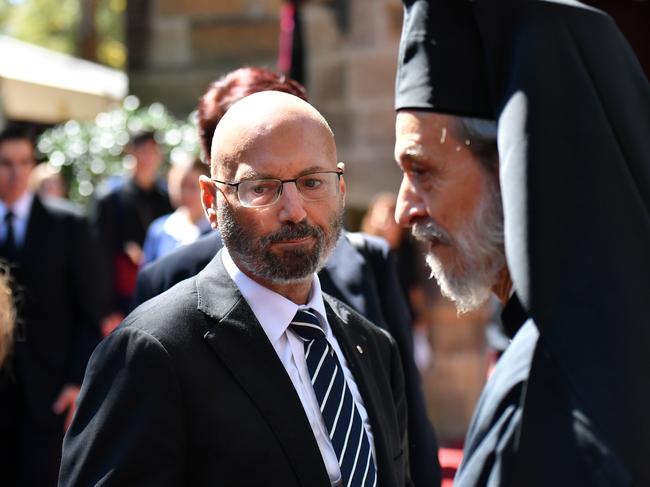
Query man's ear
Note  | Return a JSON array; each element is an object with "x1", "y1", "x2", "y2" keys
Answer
[
  {"x1": 199, "y1": 175, "x2": 218, "y2": 230},
  {"x1": 337, "y1": 161, "x2": 346, "y2": 203}
]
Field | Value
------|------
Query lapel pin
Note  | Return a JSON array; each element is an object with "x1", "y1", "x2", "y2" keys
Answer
[{"x1": 356, "y1": 345, "x2": 364, "y2": 354}]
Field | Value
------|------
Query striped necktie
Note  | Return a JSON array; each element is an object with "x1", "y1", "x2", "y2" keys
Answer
[{"x1": 291, "y1": 309, "x2": 377, "y2": 487}]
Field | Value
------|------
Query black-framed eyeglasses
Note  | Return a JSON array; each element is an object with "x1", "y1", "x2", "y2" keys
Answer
[{"x1": 212, "y1": 170, "x2": 344, "y2": 208}]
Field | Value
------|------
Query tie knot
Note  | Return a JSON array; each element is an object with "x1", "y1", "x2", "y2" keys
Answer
[
  {"x1": 290, "y1": 309, "x2": 325, "y2": 341},
  {"x1": 5, "y1": 210, "x2": 14, "y2": 223}
]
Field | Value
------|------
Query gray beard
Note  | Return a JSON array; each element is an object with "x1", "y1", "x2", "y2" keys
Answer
[
  {"x1": 412, "y1": 176, "x2": 506, "y2": 314},
  {"x1": 218, "y1": 202, "x2": 343, "y2": 284}
]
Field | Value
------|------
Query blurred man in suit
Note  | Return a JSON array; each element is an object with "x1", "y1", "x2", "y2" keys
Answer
[
  {"x1": 92, "y1": 130, "x2": 172, "y2": 321},
  {"x1": 0, "y1": 127, "x2": 108, "y2": 486}
]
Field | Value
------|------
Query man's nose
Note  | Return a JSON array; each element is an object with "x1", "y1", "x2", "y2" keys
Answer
[
  {"x1": 8, "y1": 165, "x2": 20, "y2": 181},
  {"x1": 395, "y1": 175, "x2": 427, "y2": 227},
  {"x1": 277, "y1": 182, "x2": 307, "y2": 223}
]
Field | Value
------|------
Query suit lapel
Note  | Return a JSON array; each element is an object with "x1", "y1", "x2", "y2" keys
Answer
[
  {"x1": 324, "y1": 295, "x2": 398, "y2": 487},
  {"x1": 196, "y1": 253, "x2": 330, "y2": 487}
]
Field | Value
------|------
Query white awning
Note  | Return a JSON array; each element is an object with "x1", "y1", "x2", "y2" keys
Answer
[{"x1": 0, "y1": 35, "x2": 128, "y2": 123}]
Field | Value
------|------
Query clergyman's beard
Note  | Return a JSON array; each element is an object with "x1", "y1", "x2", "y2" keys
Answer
[
  {"x1": 412, "y1": 177, "x2": 506, "y2": 314},
  {"x1": 218, "y1": 203, "x2": 343, "y2": 283}
]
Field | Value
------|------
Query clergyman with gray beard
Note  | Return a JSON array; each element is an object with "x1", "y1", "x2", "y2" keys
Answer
[
  {"x1": 393, "y1": 108, "x2": 531, "y2": 486},
  {"x1": 392, "y1": 0, "x2": 650, "y2": 483},
  {"x1": 59, "y1": 91, "x2": 413, "y2": 487}
]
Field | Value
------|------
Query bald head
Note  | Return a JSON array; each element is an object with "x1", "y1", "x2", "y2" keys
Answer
[
  {"x1": 210, "y1": 91, "x2": 336, "y2": 177},
  {"x1": 198, "y1": 90, "x2": 346, "y2": 296}
]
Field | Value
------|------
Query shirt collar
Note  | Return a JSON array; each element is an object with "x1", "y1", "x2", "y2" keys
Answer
[
  {"x1": 0, "y1": 191, "x2": 34, "y2": 221},
  {"x1": 221, "y1": 247, "x2": 328, "y2": 347}
]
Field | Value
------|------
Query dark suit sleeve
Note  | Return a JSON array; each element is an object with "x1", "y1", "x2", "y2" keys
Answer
[
  {"x1": 66, "y1": 213, "x2": 109, "y2": 385},
  {"x1": 361, "y1": 236, "x2": 441, "y2": 486},
  {"x1": 60, "y1": 326, "x2": 186, "y2": 486},
  {"x1": 133, "y1": 263, "x2": 158, "y2": 306}
]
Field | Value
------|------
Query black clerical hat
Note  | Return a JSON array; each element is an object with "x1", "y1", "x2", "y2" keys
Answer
[{"x1": 395, "y1": 0, "x2": 492, "y2": 117}]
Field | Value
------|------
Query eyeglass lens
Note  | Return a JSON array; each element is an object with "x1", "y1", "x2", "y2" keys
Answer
[{"x1": 238, "y1": 172, "x2": 339, "y2": 207}]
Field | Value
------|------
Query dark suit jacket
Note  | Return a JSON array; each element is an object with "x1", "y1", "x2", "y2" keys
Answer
[
  {"x1": 0, "y1": 195, "x2": 107, "y2": 430},
  {"x1": 135, "y1": 231, "x2": 441, "y2": 486},
  {"x1": 60, "y1": 253, "x2": 411, "y2": 486}
]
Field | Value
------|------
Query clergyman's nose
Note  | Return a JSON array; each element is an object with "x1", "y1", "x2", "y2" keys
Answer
[{"x1": 396, "y1": 175, "x2": 427, "y2": 227}]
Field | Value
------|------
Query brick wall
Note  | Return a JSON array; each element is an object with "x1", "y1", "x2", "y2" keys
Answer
[{"x1": 302, "y1": 0, "x2": 404, "y2": 210}]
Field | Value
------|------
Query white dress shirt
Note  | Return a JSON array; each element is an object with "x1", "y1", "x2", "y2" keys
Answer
[
  {"x1": 0, "y1": 191, "x2": 34, "y2": 247},
  {"x1": 222, "y1": 248, "x2": 375, "y2": 486}
]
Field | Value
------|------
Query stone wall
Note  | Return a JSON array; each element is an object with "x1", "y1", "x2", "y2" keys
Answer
[
  {"x1": 302, "y1": 0, "x2": 404, "y2": 210},
  {"x1": 127, "y1": 0, "x2": 405, "y2": 210},
  {"x1": 128, "y1": 0, "x2": 283, "y2": 115}
]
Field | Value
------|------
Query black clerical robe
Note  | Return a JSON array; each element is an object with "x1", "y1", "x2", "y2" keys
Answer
[{"x1": 396, "y1": 0, "x2": 650, "y2": 484}]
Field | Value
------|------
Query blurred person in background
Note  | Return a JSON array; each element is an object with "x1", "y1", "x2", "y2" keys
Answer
[
  {"x1": 360, "y1": 192, "x2": 433, "y2": 371},
  {"x1": 28, "y1": 163, "x2": 66, "y2": 200},
  {"x1": 0, "y1": 263, "x2": 14, "y2": 369},
  {"x1": 140, "y1": 157, "x2": 211, "y2": 266},
  {"x1": 92, "y1": 130, "x2": 173, "y2": 320},
  {"x1": 360, "y1": 193, "x2": 402, "y2": 249},
  {"x1": 360, "y1": 192, "x2": 430, "y2": 321},
  {"x1": 0, "y1": 126, "x2": 108, "y2": 487},
  {"x1": 134, "y1": 66, "x2": 441, "y2": 486}
]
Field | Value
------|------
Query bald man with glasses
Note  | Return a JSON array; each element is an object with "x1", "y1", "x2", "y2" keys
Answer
[
  {"x1": 60, "y1": 92, "x2": 412, "y2": 487},
  {"x1": 132, "y1": 66, "x2": 439, "y2": 487}
]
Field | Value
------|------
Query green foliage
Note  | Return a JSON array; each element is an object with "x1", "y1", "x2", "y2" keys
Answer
[
  {"x1": 37, "y1": 97, "x2": 199, "y2": 206},
  {"x1": 0, "y1": 1, "x2": 13, "y2": 28},
  {"x1": 0, "y1": 0, "x2": 125, "y2": 69},
  {"x1": 2, "y1": 0, "x2": 80, "y2": 55},
  {"x1": 96, "y1": 0, "x2": 125, "y2": 67}
]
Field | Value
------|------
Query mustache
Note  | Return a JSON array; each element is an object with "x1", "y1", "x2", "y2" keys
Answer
[
  {"x1": 411, "y1": 219, "x2": 451, "y2": 245},
  {"x1": 261, "y1": 220, "x2": 322, "y2": 244}
]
